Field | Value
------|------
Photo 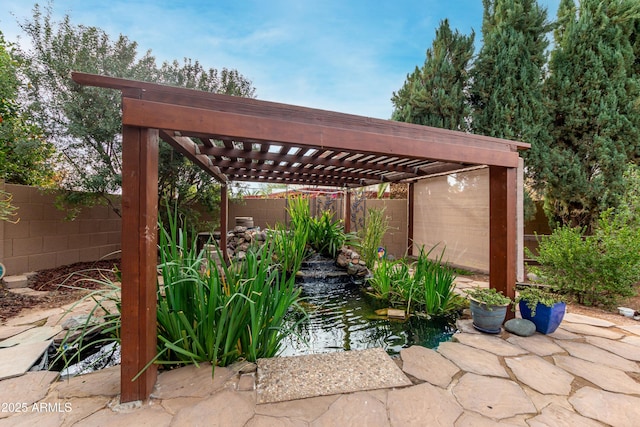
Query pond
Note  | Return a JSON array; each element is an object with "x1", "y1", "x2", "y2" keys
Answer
[{"x1": 279, "y1": 257, "x2": 457, "y2": 357}]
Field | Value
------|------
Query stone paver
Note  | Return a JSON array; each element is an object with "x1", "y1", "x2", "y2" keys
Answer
[
  {"x1": 400, "y1": 345, "x2": 459, "y2": 388},
  {"x1": 558, "y1": 322, "x2": 625, "y2": 339},
  {"x1": 569, "y1": 386, "x2": 640, "y2": 427},
  {"x1": 506, "y1": 334, "x2": 565, "y2": 356},
  {"x1": 52, "y1": 365, "x2": 120, "y2": 398},
  {"x1": 171, "y1": 390, "x2": 255, "y2": 427},
  {"x1": 247, "y1": 415, "x2": 308, "y2": 426},
  {"x1": 585, "y1": 335, "x2": 640, "y2": 362},
  {"x1": 452, "y1": 373, "x2": 536, "y2": 420},
  {"x1": 455, "y1": 411, "x2": 527, "y2": 427},
  {"x1": 256, "y1": 395, "x2": 339, "y2": 422},
  {"x1": 621, "y1": 334, "x2": 640, "y2": 347},
  {"x1": 619, "y1": 324, "x2": 640, "y2": 336},
  {"x1": 0, "y1": 340, "x2": 52, "y2": 380},
  {"x1": 311, "y1": 392, "x2": 389, "y2": 427},
  {"x1": 547, "y1": 328, "x2": 581, "y2": 340},
  {"x1": 553, "y1": 355, "x2": 640, "y2": 395},
  {"x1": 75, "y1": 404, "x2": 173, "y2": 427},
  {"x1": 555, "y1": 340, "x2": 640, "y2": 372},
  {"x1": 151, "y1": 364, "x2": 234, "y2": 399},
  {"x1": 437, "y1": 341, "x2": 509, "y2": 378},
  {"x1": 562, "y1": 313, "x2": 615, "y2": 327},
  {"x1": 452, "y1": 333, "x2": 527, "y2": 356},
  {"x1": 388, "y1": 382, "x2": 463, "y2": 426},
  {"x1": 526, "y1": 404, "x2": 603, "y2": 427},
  {"x1": 0, "y1": 371, "x2": 58, "y2": 417},
  {"x1": 505, "y1": 355, "x2": 573, "y2": 395}
]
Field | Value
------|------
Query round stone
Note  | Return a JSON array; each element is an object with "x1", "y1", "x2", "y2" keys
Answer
[{"x1": 505, "y1": 318, "x2": 536, "y2": 337}]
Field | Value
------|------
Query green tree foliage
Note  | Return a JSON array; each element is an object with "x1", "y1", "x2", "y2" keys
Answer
[
  {"x1": 0, "y1": 31, "x2": 56, "y2": 187},
  {"x1": 540, "y1": 0, "x2": 640, "y2": 230},
  {"x1": 391, "y1": 19, "x2": 474, "y2": 131},
  {"x1": 17, "y1": 4, "x2": 255, "y2": 225},
  {"x1": 471, "y1": 0, "x2": 552, "y2": 170}
]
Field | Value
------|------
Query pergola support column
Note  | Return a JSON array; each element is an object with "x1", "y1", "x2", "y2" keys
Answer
[
  {"x1": 489, "y1": 166, "x2": 517, "y2": 321},
  {"x1": 220, "y1": 184, "x2": 229, "y2": 263},
  {"x1": 344, "y1": 189, "x2": 351, "y2": 234},
  {"x1": 120, "y1": 126, "x2": 159, "y2": 402},
  {"x1": 407, "y1": 183, "x2": 415, "y2": 257}
]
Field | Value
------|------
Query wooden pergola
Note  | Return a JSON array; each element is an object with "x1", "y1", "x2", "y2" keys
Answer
[{"x1": 72, "y1": 71, "x2": 529, "y2": 403}]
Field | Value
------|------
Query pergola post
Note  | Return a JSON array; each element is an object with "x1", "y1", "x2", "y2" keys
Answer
[
  {"x1": 344, "y1": 189, "x2": 351, "y2": 234},
  {"x1": 220, "y1": 184, "x2": 229, "y2": 263},
  {"x1": 120, "y1": 126, "x2": 159, "y2": 402},
  {"x1": 489, "y1": 165, "x2": 517, "y2": 321},
  {"x1": 407, "y1": 183, "x2": 415, "y2": 257}
]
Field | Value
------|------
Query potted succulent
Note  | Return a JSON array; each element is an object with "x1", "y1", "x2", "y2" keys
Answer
[
  {"x1": 516, "y1": 286, "x2": 566, "y2": 334},
  {"x1": 464, "y1": 287, "x2": 512, "y2": 334}
]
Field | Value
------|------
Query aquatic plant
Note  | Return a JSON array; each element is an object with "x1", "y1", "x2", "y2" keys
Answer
[
  {"x1": 359, "y1": 207, "x2": 391, "y2": 269},
  {"x1": 308, "y1": 210, "x2": 358, "y2": 258}
]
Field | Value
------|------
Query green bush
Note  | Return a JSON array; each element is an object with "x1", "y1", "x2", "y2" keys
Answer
[{"x1": 531, "y1": 214, "x2": 640, "y2": 307}]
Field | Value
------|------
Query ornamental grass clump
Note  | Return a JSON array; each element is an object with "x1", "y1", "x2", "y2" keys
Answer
[
  {"x1": 155, "y1": 209, "x2": 306, "y2": 370},
  {"x1": 366, "y1": 245, "x2": 463, "y2": 317}
]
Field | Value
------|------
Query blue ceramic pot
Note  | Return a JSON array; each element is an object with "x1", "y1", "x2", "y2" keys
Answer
[
  {"x1": 469, "y1": 298, "x2": 508, "y2": 334},
  {"x1": 519, "y1": 300, "x2": 566, "y2": 334}
]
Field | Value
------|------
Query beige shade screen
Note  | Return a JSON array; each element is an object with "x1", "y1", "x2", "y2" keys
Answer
[{"x1": 413, "y1": 167, "x2": 490, "y2": 273}]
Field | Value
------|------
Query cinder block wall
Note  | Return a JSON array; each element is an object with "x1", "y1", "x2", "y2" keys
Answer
[
  {"x1": 228, "y1": 199, "x2": 287, "y2": 229},
  {"x1": 1, "y1": 183, "x2": 121, "y2": 276},
  {"x1": 227, "y1": 198, "x2": 408, "y2": 259}
]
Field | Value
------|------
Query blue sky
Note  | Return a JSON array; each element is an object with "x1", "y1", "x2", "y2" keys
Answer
[{"x1": 0, "y1": 0, "x2": 560, "y2": 119}]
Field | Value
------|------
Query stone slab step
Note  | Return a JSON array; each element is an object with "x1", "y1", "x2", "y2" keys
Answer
[{"x1": 2, "y1": 275, "x2": 29, "y2": 289}]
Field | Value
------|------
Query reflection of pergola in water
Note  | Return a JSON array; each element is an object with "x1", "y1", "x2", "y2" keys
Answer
[{"x1": 72, "y1": 72, "x2": 529, "y2": 403}]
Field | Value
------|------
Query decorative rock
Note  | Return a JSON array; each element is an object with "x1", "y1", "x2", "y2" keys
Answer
[
  {"x1": 62, "y1": 315, "x2": 98, "y2": 331},
  {"x1": 504, "y1": 318, "x2": 536, "y2": 337}
]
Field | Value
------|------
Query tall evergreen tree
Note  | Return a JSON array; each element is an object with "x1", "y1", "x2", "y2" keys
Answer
[
  {"x1": 470, "y1": 0, "x2": 551, "y2": 146},
  {"x1": 541, "y1": 0, "x2": 640, "y2": 230},
  {"x1": 391, "y1": 19, "x2": 474, "y2": 131}
]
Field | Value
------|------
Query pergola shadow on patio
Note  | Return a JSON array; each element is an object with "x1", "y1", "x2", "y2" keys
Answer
[{"x1": 72, "y1": 72, "x2": 529, "y2": 403}]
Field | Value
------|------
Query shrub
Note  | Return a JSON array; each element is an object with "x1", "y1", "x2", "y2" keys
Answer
[{"x1": 531, "y1": 214, "x2": 640, "y2": 307}]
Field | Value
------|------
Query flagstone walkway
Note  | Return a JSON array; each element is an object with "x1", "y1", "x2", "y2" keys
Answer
[{"x1": 1, "y1": 282, "x2": 640, "y2": 426}]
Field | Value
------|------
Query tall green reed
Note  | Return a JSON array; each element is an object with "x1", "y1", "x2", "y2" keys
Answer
[{"x1": 360, "y1": 207, "x2": 391, "y2": 269}]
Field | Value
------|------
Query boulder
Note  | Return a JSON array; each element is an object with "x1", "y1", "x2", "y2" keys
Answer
[{"x1": 504, "y1": 318, "x2": 536, "y2": 337}]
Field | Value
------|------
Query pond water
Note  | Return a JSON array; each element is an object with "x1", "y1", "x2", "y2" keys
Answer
[{"x1": 279, "y1": 258, "x2": 456, "y2": 357}]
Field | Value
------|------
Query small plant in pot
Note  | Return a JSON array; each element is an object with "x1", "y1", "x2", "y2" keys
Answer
[
  {"x1": 464, "y1": 287, "x2": 512, "y2": 334},
  {"x1": 516, "y1": 286, "x2": 566, "y2": 334}
]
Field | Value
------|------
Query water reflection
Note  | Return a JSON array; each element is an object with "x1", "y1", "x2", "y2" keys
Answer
[{"x1": 280, "y1": 276, "x2": 456, "y2": 357}]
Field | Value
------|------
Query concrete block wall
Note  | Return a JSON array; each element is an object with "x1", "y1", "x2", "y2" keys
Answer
[
  {"x1": 228, "y1": 199, "x2": 287, "y2": 229},
  {"x1": 1, "y1": 183, "x2": 121, "y2": 276}
]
